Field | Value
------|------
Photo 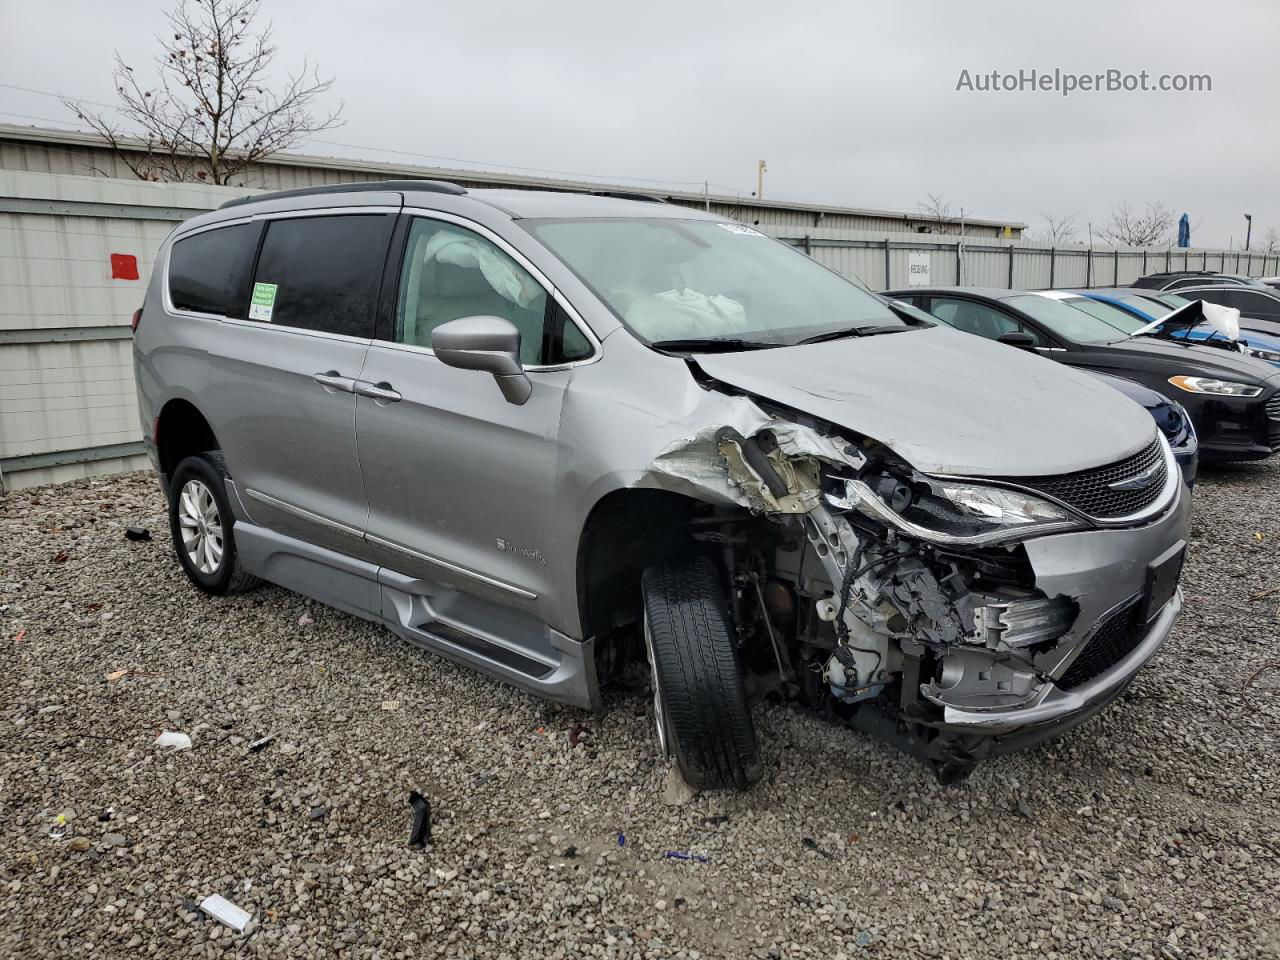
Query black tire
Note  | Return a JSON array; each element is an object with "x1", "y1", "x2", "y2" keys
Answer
[
  {"x1": 641, "y1": 555, "x2": 763, "y2": 791},
  {"x1": 167, "y1": 452, "x2": 261, "y2": 596}
]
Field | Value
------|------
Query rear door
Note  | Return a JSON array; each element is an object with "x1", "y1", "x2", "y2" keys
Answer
[{"x1": 210, "y1": 209, "x2": 395, "y2": 554}]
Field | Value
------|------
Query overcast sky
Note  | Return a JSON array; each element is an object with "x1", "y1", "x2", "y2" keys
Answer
[{"x1": 3, "y1": 0, "x2": 1277, "y2": 247}]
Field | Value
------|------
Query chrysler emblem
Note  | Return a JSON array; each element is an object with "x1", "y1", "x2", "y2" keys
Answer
[{"x1": 1108, "y1": 463, "x2": 1162, "y2": 491}]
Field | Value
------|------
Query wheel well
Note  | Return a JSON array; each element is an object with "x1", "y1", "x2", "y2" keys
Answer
[
  {"x1": 156, "y1": 399, "x2": 218, "y2": 479},
  {"x1": 576, "y1": 489, "x2": 705, "y2": 645}
]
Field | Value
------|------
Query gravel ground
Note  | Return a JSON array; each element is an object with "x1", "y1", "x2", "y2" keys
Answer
[{"x1": 2, "y1": 465, "x2": 1280, "y2": 960}]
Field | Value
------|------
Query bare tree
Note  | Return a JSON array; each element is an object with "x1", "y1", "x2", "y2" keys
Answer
[
  {"x1": 916, "y1": 192, "x2": 954, "y2": 234},
  {"x1": 1100, "y1": 201, "x2": 1174, "y2": 248},
  {"x1": 1262, "y1": 227, "x2": 1280, "y2": 255},
  {"x1": 64, "y1": 0, "x2": 341, "y2": 185},
  {"x1": 1030, "y1": 213, "x2": 1079, "y2": 245}
]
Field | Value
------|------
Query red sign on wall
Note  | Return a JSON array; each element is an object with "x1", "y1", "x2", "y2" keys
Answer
[{"x1": 110, "y1": 253, "x2": 139, "y2": 280}]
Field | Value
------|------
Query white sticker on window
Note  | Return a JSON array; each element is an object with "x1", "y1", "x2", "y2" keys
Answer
[
  {"x1": 717, "y1": 222, "x2": 765, "y2": 237},
  {"x1": 249, "y1": 282, "x2": 277, "y2": 322}
]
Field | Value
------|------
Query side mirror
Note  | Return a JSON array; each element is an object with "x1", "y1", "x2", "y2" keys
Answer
[
  {"x1": 431, "y1": 315, "x2": 532, "y2": 405},
  {"x1": 997, "y1": 331, "x2": 1038, "y2": 351}
]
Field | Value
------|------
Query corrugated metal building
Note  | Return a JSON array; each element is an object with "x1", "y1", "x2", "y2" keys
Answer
[{"x1": 0, "y1": 124, "x2": 1026, "y2": 238}]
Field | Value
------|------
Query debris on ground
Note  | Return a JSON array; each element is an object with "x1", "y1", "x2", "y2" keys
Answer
[
  {"x1": 297, "y1": 614, "x2": 314, "y2": 627},
  {"x1": 802, "y1": 837, "x2": 834, "y2": 859},
  {"x1": 153, "y1": 731, "x2": 192, "y2": 750},
  {"x1": 104, "y1": 669, "x2": 128, "y2": 682},
  {"x1": 97, "y1": 808, "x2": 113, "y2": 822},
  {"x1": 199, "y1": 894, "x2": 252, "y2": 934},
  {"x1": 1243, "y1": 661, "x2": 1280, "y2": 692},
  {"x1": 407, "y1": 791, "x2": 432, "y2": 847},
  {"x1": 703, "y1": 815, "x2": 730, "y2": 827},
  {"x1": 381, "y1": 700, "x2": 400, "y2": 711},
  {"x1": 52, "y1": 550, "x2": 69, "y2": 563},
  {"x1": 67, "y1": 836, "x2": 91, "y2": 852},
  {"x1": 247, "y1": 735, "x2": 274, "y2": 753},
  {"x1": 124, "y1": 527, "x2": 152, "y2": 542},
  {"x1": 661, "y1": 766, "x2": 697, "y2": 806},
  {"x1": 617, "y1": 832, "x2": 626, "y2": 847},
  {"x1": 12, "y1": 629, "x2": 26, "y2": 644},
  {"x1": 309, "y1": 804, "x2": 328, "y2": 821},
  {"x1": 663, "y1": 850, "x2": 709, "y2": 863},
  {"x1": 568, "y1": 723, "x2": 590, "y2": 747}
]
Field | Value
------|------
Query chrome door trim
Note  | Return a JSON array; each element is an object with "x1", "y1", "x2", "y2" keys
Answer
[
  {"x1": 244, "y1": 488, "x2": 365, "y2": 540},
  {"x1": 364, "y1": 533, "x2": 538, "y2": 601}
]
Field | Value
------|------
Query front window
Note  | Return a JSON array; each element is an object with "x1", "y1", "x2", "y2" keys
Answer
[
  {"x1": 523, "y1": 217, "x2": 904, "y2": 346},
  {"x1": 1056, "y1": 296, "x2": 1147, "y2": 334},
  {"x1": 1003, "y1": 295, "x2": 1131, "y2": 343}
]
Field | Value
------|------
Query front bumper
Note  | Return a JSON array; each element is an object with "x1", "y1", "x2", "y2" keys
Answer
[
  {"x1": 928, "y1": 479, "x2": 1191, "y2": 737},
  {"x1": 1186, "y1": 388, "x2": 1280, "y2": 461}
]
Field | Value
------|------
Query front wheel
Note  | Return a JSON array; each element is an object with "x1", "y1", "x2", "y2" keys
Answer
[
  {"x1": 641, "y1": 555, "x2": 763, "y2": 791},
  {"x1": 167, "y1": 453, "x2": 261, "y2": 596}
]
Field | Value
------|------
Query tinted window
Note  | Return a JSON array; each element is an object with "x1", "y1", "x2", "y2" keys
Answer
[
  {"x1": 1003, "y1": 295, "x2": 1128, "y2": 343},
  {"x1": 1060, "y1": 297, "x2": 1145, "y2": 334},
  {"x1": 251, "y1": 215, "x2": 392, "y2": 336},
  {"x1": 927, "y1": 296, "x2": 1042, "y2": 346},
  {"x1": 169, "y1": 223, "x2": 257, "y2": 316},
  {"x1": 1227, "y1": 290, "x2": 1280, "y2": 319},
  {"x1": 394, "y1": 217, "x2": 592, "y2": 365}
]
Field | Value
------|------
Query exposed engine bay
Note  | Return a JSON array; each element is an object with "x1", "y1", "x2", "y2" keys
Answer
[{"x1": 640, "y1": 384, "x2": 1179, "y2": 779}]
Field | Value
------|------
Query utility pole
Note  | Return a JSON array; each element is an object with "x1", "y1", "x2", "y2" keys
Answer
[
  {"x1": 703, "y1": 181, "x2": 710, "y2": 212},
  {"x1": 756, "y1": 160, "x2": 767, "y2": 199},
  {"x1": 1245, "y1": 213, "x2": 1253, "y2": 251}
]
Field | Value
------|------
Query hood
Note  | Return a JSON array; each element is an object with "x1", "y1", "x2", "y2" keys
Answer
[
  {"x1": 1083, "y1": 370, "x2": 1168, "y2": 411},
  {"x1": 1106, "y1": 336, "x2": 1280, "y2": 381},
  {"x1": 693, "y1": 326, "x2": 1156, "y2": 478}
]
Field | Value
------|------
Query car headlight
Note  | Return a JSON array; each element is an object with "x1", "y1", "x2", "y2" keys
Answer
[
  {"x1": 827, "y1": 476, "x2": 1085, "y2": 546},
  {"x1": 1167, "y1": 375, "x2": 1262, "y2": 397},
  {"x1": 1245, "y1": 346, "x2": 1280, "y2": 364}
]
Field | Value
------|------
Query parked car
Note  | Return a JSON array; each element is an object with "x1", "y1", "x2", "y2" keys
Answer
[
  {"x1": 1069, "y1": 288, "x2": 1280, "y2": 366},
  {"x1": 1162, "y1": 284, "x2": 1280, "y2": 329},
  {"x1": 888, "y1": 298, "x2": 1198, "y2": 484},
  {"x1": 1259, "y1": 276, "x2": 1280, "y2": 292},
  {"x1": 885, "y1": 286, "x2": 1280, "y2": 462},
  {"x1": 136, "y1": 184, "x2": 1191, "y2": 786},
  {"x1": 1132, "y1": 271, "x2": 1271, "y2": 291}
]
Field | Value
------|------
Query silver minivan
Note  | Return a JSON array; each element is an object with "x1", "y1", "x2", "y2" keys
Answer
[{"x1": 133, "y1": 181, "x2": 1189, "y2": 786}]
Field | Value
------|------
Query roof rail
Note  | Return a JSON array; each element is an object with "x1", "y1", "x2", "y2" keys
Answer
[
  {"x1": 587, "y1": 190, "x2": 669, "y2": 204},
  {"x1": 219, "y1": 178, "x2": 467, "y2": 210}
]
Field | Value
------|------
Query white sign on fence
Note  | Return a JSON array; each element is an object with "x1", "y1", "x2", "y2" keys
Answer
[{"x1": 908, "y1": 251, "x2": 931, "y2": 286}]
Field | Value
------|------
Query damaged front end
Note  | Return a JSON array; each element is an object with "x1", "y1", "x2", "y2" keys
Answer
[{"x1": 643, "y1": 392, "x2": 1188, "y2": 778}]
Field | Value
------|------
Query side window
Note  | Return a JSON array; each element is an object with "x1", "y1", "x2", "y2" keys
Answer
[
  {"x1": 928, "y1": 296, "x2": 1042, "y2": 345},
  {"x1": 250, "y1": 214, "x2": 393, "y2": 337},
  {"x1": 169, "y1": 223, "x2": 257, "y2": 316},
  {"x1": 1233, "y1": 291, "x2": 1280, "y2": 319},
  {"x1": 394, "y1": 217, "x2": 591, "y2": 365}
]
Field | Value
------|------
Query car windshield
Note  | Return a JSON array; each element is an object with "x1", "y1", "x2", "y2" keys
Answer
[
  {"x1": 1112, "y1": 293, "x2": 1176, "y2": 318},
  {"x1": 523, "y1": 217, "x2": 906, "y2": 347},
  {"x1": 1059, "y1": 296, "x2": 1148, "y2": 334},
  {"x1": 1003, "y1": 294, "x2": 1131, "y2": 343},
  {"x1": 1153, "y1": 292, "x2": 1192, "y2": 309}
]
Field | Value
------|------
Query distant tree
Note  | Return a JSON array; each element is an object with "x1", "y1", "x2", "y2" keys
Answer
[
  {"x1": 1262, "y1": 226, "x2": 1280, "y2": 255},
  {"x1": 63, "y1": 0, "x2": 341, "y2": 185},
  {"x1": 1101, "y1": 201, "x2": 1174, "y2": 248},
  {"x1": 1030, "y1": 213, "x2": 1079, "y2": 245},
  {"x1": 916, "y1": 192, "x2": 954, "y2": 234}
]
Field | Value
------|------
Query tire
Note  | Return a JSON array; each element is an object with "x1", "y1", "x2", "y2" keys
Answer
[
  {"x1": 641, "y1": 555, "x2": 763, "y2": 791},
  {"x1": 167, "y1": 452, "x2": 261, "y2": 596}
]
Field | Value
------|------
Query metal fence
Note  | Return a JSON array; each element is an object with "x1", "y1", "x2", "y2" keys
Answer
[
  {"x1": 772, "y1": 229, "x2": 1280, "y2": 292},
  {"x1": 3, "y1": 168, "x2": 1278, "y2": 490}
]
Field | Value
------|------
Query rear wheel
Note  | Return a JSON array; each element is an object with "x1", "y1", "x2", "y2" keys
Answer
[
  {"x1": 167, "y1": 453, "x2": 260, "y2": 596},
  {"x1": 641, "y1": 555, "x2": 763, "y2": 791}
]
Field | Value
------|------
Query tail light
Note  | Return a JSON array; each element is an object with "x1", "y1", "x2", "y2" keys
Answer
[{"x1": 131, "y1": 307, "x2": 143, "y2": 333}]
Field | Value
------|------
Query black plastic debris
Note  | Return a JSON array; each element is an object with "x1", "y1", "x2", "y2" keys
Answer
[
  {"x1": 703, "y1": 815, "x2": 730, "y2": 827},
  {"x1": 407, "y1": 791, "x2": 432, "y2": 847},
  {"x1": 562, "y1": 846, "x2": 578, "y2": 859},
  {"x1": 97, "y1": 808, "x2": 113, "y2": 822},
  {"x1": 124, "y1": 527, "x2": 152, "y2": 542},
  {"x1": 802, "y1": 837, "x2": 833, "y2": 859},
  {"x1": 309, "y1": 804, "x2": 328, "y2": 821}
]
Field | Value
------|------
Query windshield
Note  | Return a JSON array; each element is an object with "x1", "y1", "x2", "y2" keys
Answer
[
  {"x1": 1003, "y1": 295, "x2": 1131, "y2": 343},
  {"x1": 1154, "y1": 292, "x2": 1192, "y2": 309},
  {"x1": 1058, "y1": 296, "x2": 1147, "y2": 334},
  {"x1": 524, "y1": 217, "x2": 905, "y2": 346},
  {"x1": 1112, "y1": 293, "x2": 1177, "y2": 318}
]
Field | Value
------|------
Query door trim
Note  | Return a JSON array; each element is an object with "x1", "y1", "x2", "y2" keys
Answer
[
  {"x1": 244, "y1": 488, "x2": 365, "y2": 540},
  {"x1": 365, "y1": 532, "x2": 538, "y2": 601}
]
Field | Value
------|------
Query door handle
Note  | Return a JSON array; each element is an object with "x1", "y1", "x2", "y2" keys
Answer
[
  {"x1": 354, "y1": 380, "x2": 402, "y2": 404},
  {"x1": 312, "y1": 371, "x2": 357, "y2": 393}
]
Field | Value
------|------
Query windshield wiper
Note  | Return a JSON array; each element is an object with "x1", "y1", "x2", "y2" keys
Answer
[
  {"x1": 649, "y1": 337, "x2": 780, "y2": 353},
  {"x1": 795, "y1": 324, "x2": 908, "y2": 346}
]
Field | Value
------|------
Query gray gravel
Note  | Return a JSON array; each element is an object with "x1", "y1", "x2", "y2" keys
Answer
[{"x1": 3, "y1": 465, "x2": 1280, "y2": 959}]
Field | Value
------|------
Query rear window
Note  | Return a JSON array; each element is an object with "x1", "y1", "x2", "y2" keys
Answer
[
  {"x1": 251, "y1": 214, "x2": 393, "y2": 337},
  {"x1": 168, "y1": 223, "x2": 257, "y2": 316}
]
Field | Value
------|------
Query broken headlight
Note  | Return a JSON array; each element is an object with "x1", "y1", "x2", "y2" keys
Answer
[{"x1": 828, "y1": 476, "x2": 1085, "y2": 546}]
